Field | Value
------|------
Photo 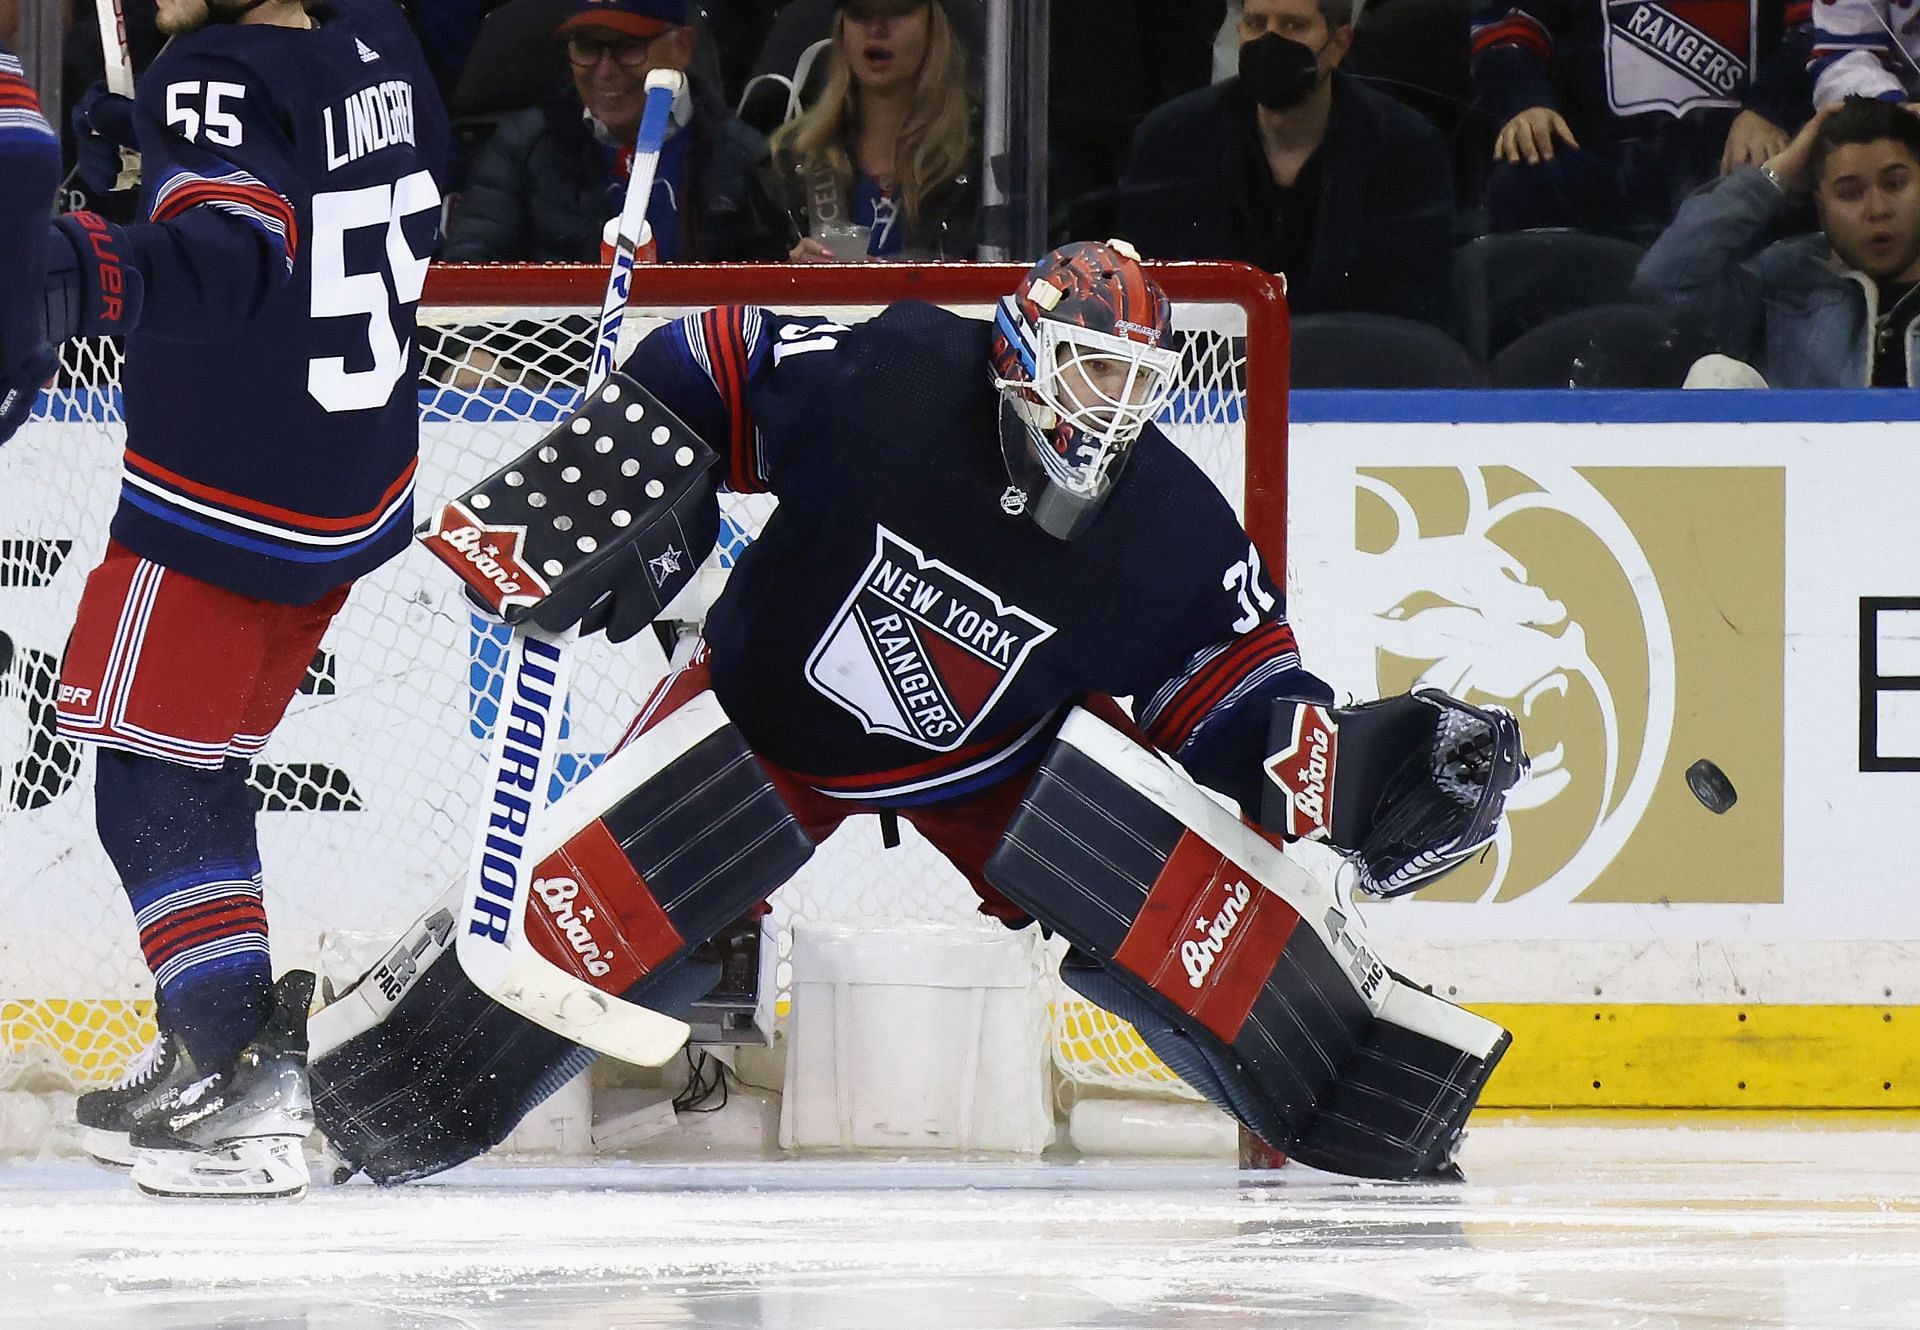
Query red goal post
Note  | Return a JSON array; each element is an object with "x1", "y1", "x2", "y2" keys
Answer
[{"x1": 0, "y1": 260, "x2": 1289, "y2": 1114}]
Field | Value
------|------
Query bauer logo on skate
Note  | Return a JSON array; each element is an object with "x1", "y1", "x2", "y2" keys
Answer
[
  {"x1": 805, "y1": 526, "x2": 1056, "y2": 751},
  {"x1": 420, "y1": 502, "x2": 551, "y2": 616}
]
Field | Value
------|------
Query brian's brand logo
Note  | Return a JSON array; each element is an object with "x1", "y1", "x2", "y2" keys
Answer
[
  {"x1": 805, "y1": 526, "x2": 1056, "y2": 751},
  {"x1": 421, "y1": 502, "x2": 549, "y2": 615},
  {"x1": 531, "y1": 875, "x2": 614, "y2": 979},
  {"x1": 1182, "y1": 879, "x2": 1252, "y2": 989},
  {"x1": 468, "y1": 636, "x2": 563, "y2": 943},
  {"x1": 1265, "y1": 705, "x2": 1337, "y2": 839}
]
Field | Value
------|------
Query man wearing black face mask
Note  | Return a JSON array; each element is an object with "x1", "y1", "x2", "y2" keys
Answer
[{"x1": 1114, "y1": 0, "x2": 1454, "y2": 327}]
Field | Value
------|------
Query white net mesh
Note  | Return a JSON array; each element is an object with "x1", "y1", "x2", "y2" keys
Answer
[{"x1": 0, "y1": 266, "x2": 1278, "y2": 1115}]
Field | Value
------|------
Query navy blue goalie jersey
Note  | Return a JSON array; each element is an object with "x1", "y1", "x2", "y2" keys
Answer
[
  {"x1": 113, "y1": 0, "x2": 449, "y2": 604},
  {"x1": 622, "y1": 302, "x2": 1331, "y2": 812}
]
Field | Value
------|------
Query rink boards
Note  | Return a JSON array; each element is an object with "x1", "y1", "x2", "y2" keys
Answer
[{"x1": 5, "y1": 387, "x2": 1920, "y2": 1108}]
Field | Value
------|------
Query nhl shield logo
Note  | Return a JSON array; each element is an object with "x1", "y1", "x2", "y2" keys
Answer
[{"x1": 805, "y1": 526, "x2": 1057, "y2": 751}]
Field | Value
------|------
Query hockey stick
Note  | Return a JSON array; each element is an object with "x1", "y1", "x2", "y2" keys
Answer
[
  {"x1": 449, "y1": 68, "x2": 691, "y2": 1066},
  {"x1": 92, "y1": 0, "x2": 140, "y2": 190}
]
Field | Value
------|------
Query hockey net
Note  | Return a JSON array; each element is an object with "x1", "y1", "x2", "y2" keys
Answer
[{"x1": 0, "y1": 262, "x2": 1288, "y2": 1139}]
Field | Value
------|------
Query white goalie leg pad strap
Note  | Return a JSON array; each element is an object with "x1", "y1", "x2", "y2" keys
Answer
[{"x1": 985, "y1": 708, "x2": 1509, "y2": 1179}]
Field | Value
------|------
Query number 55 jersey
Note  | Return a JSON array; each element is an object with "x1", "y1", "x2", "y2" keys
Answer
[{"x1": 113, "y1": 0, "x2": 448, "y2": 605}]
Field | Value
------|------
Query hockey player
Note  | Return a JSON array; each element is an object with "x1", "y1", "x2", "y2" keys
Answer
[
  {"x1": 0, "y1": 44, "x2": 59, "y2": 448},
  {"x1": 314, "y1": 240, "x2": 1527, "y2": 1185},
  {"x1": 45, "y1": 0, "x2": 450, "y2": 1199}
]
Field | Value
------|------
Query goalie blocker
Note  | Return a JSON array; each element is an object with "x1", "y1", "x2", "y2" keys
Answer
[
  {"x1": 986, "y1": 709, "x2": 1511, "y2": 1180},
  {"x1": 310, "y1": 680, "x2": 813, "y2": 1184},
  {"x1": 417, "y1": 371, "x2": 721, "y2": 643}
]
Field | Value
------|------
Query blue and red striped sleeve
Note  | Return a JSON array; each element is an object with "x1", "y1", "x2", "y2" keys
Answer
[
  {"x1": 1469, "y1": 0, "x2": 1560, "y2": 126},
  {"x1": 621, "y1": 305, "x2": 816, "y2": 494},
  {"x1": 118, "y1": 48, "x2": 304, "y2": 336}
]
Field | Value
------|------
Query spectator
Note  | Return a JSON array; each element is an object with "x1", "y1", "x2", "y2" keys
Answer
[
  {"x1": 764, "y1": 0, "x2": 980, "y2": 262},
  {"x1": 1114, "y1": 0, "x2": 1455, "y2": 327},
  {"x1": 1472, "y1": 0, "x2": 1814, "y2": 237},
  {"x1": 1811, "y1": 0, "x2": 1920, "y2": 105},
  {"x1": 1633, "y1": 97, "x2": 1920, "y2": 386},
  {"x1": 443, "y1": 0, "x2": 777, "y2": 262},
  {"x1": 1048, "y1": 0, "x2": 1227, "y2": 242}
]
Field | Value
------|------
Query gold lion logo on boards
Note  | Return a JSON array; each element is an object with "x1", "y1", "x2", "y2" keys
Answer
[{"x1": 1351, "y1": 465, "x2": 1783, "y2": 907}]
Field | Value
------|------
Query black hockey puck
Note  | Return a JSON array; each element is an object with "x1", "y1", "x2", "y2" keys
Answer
[{"x1": 1685, "y1": 759, "x2": 1737, "y2": 814}]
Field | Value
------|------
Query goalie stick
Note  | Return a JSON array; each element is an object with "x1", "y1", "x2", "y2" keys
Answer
[
  {"x1": 440, "y1": 68, "x2": 692, "y2": 1067},
  {"x1": 91, "y1": 0, "x2": 140, "y2": 190}
]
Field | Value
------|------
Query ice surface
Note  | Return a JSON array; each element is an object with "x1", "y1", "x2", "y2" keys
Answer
[{"x1": 2, "y1": 1123, "x2": 1916, "y2": 1329}]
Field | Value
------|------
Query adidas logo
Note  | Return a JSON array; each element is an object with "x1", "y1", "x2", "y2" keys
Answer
[{"x1": 356, "y1": 37, "x2": 380, "y2": 62}]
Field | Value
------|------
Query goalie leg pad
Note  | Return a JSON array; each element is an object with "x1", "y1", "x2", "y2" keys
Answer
[
  {"x1": 313, "y1": 683, "x2": 812, "y2": 1182},
  {"x1": 510, "y1": 685, "x2": 815, "y2": 1001},
  {"x1": 313, "y1": 946, "x2": 719, "y2": 1185},
  {"x1": 985, "y1": 709, "x2": 1508, "y2": 1180}
]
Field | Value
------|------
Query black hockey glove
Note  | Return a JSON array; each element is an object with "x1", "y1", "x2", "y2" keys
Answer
[
  {"x1": 71, "y1": 83, "x2": 137, "y2": 196},
  {"x1": 1261, "y1": 689, "x2": 1528, "y2": 898},
  {"x1": 45, "y1": 213, "x2": 146, "y2": 342}
]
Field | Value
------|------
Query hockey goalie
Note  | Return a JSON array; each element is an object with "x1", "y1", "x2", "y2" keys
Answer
[{"x1": 309, "y1": 240, "x2": 1528, "y2": 1184}]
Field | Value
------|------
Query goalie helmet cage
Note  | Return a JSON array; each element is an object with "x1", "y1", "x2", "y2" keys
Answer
[{"x1": 0, "y1": 260, "x2": 1289, "y2": 1140}]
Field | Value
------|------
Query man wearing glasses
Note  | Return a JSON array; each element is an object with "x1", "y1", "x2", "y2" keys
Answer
[{"x1": 445, "y1": 0, "x2": 777, "y2": 262}]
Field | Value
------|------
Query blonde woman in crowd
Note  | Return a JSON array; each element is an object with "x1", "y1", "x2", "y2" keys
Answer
[{"x1": 766, "y1": 0, "x2": 979, "y2": 261}]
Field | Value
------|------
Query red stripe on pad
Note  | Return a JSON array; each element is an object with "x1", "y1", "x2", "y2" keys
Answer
[
  {"x1": 1112, "y1": 831, "x2": 1298, "y2": 1043},
  {"x1": 526, "y1": 819, "x2": 683, "y2": 993}
]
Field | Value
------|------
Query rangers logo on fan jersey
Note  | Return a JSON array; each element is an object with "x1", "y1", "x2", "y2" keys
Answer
[{"x1": 805, "y1": 527, "x2": 1056, "y2": 751}]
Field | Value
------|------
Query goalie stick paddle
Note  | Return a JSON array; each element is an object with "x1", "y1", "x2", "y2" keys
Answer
[
  {"x1": 92, "y1": 0, "x2": 141, "y2": 191},
  {"x1": 447, "y1": 69, "x2": 691, "y2": 1066}
]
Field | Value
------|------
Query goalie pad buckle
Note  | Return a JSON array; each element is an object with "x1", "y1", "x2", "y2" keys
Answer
[
  {"x1": 986, "y1": 708, "x2": 1509, "y2": 1180},
  {"x1": 417, "y1": 372, "x2": 720, "y2": 638}
]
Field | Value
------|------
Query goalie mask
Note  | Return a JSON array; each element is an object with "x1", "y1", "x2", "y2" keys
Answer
[{"x1": 991, "y1": 240, "x2": 1179, "y2": 540}]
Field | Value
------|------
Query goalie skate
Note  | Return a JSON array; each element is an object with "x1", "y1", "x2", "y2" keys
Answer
[{"x1": 127, "y1": 971, "x2": 318, "y2": 1201}]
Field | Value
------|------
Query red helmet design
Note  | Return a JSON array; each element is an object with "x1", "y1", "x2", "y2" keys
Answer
[{"x1": 991, "y1": 240, "x2": 1179, "y2": 540}]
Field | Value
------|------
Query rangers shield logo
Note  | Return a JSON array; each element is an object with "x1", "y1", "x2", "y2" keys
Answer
[
  {"x1": 1603, "y1": 0, "x2": 1753, "y2": 116},
  {"x1": 806, "y1": 527, "x2": 1056, "y2": 751}
]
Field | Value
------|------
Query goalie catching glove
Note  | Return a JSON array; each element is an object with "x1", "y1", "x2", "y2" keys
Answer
[{"x1": 1262, "y1": 689, "x2": 1528, "y2": 898}]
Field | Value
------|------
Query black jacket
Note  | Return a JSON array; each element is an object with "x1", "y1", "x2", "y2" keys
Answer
[
  {"x1": 445, "y1": 80, "x2": 782, "y2": 262},
  {"x1": 1117, "y1": 74, "x2": 1454, "y2": 327}
]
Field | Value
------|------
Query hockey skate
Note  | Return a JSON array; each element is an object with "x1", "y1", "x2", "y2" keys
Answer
[
  {"x1": 72, "y1": 1012, "x2": 207, "y2": 1168},
  {"x1": 127, "y1": 970, "x2": 317, "y2": 1200}
]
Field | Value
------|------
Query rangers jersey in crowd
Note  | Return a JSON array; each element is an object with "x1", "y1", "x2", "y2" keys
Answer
[
  {"x1": 1810, "y1": 0, "x2": 1920, "y2": 103},
  {"x1": 112, "y1": 0, "x2": 448, "y2": 604},
  {"x1": 1471, "y1": 0, "x2": 1812, "y2": 138},
  {"x1": 620, "y1": 302, "x2": 1330, "y2": 812}
]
